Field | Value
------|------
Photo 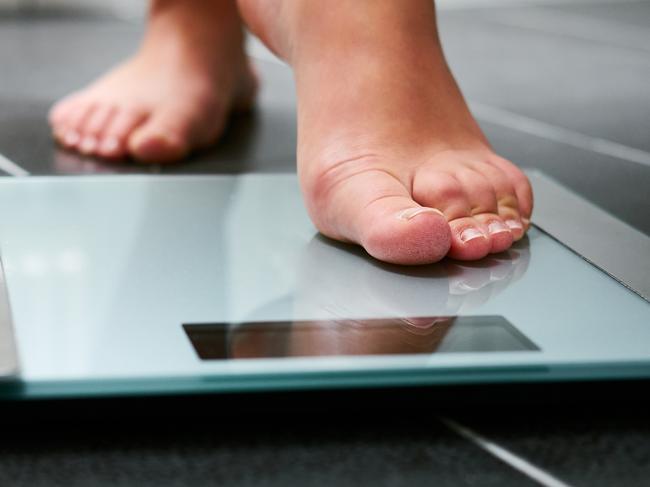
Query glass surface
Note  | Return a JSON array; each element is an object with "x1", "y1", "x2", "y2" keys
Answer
[{"x1": 0, "y1": 175, "x2": 648, "y2": 399}]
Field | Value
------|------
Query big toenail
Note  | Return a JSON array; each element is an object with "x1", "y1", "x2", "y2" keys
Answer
[
  {"x1": 398, "y1": 207, "x2": 444, "y2": 221},
  {"x1": 64, "y1": 131, "x2": 80, "y2": 146},
  {"x1": 505, "y1": 219, "x2": 523, "y2": 231},
  {"x1": 488, "y1": 221, "x2": 510, "y2": 235},
  {"x1": 80, "y1": 137, "x2": 97, "y2": 154},
  {"x1": 460, "y1": 228, "x2": 486, "y2": 243}
]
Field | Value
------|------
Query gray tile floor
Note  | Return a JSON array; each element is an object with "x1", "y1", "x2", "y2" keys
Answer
[{"x1": 1, "y1": 1, "x2": 650, "y2": 486}]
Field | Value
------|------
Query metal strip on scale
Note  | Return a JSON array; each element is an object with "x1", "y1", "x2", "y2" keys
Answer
[{"x1": 528, "y1": 170, "x2": 650, "y2": 303}]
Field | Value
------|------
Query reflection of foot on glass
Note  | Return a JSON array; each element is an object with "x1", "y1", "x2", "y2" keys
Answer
[
  {"x1": 444, "y1": 245, "x2": 531, "y2": 312},
  {"x1": 49, "y1": 0, "x2": 257, "y2": 163},
  {"x1": 227, "y1": 235, "x2": 531, "y2": 358},
  {"x1": 292, "y1": 235, "x2": 531, "y2": 323},
  {"x1": 229, "y1": 317, "x2": 457, "y2": 359},
  {"x1": 50, "y1": 0, "x2": 533, "y2": 265}
]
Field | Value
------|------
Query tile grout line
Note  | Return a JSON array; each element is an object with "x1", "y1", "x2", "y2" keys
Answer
[
  {"x1": 471, "y1": 102, "x2": 650, "y2": 168},
  {"x1": 0, "y1": 151, "x2": 30, "y2": 177},
  {"x1": 439, "y1": 417, "x2": 576, "y2": 487}
]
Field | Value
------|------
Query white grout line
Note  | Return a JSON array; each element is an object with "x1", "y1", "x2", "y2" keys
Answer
[
  {"x1": 0, "y1": 152, "x2": 30, "y2": 177},
  {"x1": 440, "y1": 417, "x2": 575, "y2": 487},
  {"x1": 471, "y1": 102, "x2": 650, "y2": 168}
]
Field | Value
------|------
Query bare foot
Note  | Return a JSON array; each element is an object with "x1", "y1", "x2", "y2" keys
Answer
[
  {"x1": 239, "y1": 0, "x2": 533, "y2": 264},
  {"x1": 49, "y1": 0, "x2": 257, "y2": 163}
]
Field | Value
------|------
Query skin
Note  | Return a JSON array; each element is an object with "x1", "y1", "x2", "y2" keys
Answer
[
  {"x1": 49, "y1": 0, "x2": 257, "y2": 163},
  {"x1": 49, "y1": 0, "x2": 533, "y2": 265}
]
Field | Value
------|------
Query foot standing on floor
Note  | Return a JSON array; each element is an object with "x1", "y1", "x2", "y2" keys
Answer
[{"x1": 49, "y1": 0, "x2": 257, "y2": 163}]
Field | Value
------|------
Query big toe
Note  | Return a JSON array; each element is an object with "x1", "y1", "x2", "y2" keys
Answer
[
  {"x1": 128, "y1": 104, "x2": 223, "y2": 164},
  {"x1": 128, "y1": 118, "x2": 191, "y2": 164},
  {"x1": 307, "y1": 169, "x2": 451, "y2": 265},
  {"x1": 362, "y1": 203, "x2": 452, "y2": 264},
  {"x1": 129, "y1": 130, "x2": 189, "y2": 164}
]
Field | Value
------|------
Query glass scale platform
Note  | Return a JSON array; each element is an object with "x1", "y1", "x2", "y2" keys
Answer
[{"x1": 0, "y1": 172, "x2": 648, "y2": 399}]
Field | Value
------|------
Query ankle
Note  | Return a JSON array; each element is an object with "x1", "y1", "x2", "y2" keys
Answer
[
  {"x1": 285, "y1": 0, "x2": 441, "y2": 64},
  {"x1": 285, "y1": 1, "x2": 483, "y2": 158},
  {"x1": 147, "y1": 0, "x2": 243, "y2": 41},
  {"x1": 141, "y1": 0, "x2": 246, "y2": 69},
  {"x1": 149, "y1": 0, "x2": 237, "y2": 17}
]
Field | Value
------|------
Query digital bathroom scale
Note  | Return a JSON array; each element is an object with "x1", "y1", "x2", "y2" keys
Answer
[{"x1": 0, "y1": 172, "x2": 648, "y2": 400}]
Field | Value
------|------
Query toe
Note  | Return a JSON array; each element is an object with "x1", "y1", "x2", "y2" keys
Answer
[
  {"x1": 486, "y1": 155, "x2": 534, "y2": 231},
  {"x1": 97, "y1": 108, "x2": 148, "y2": 159},
  {"x1": 361, "y1": 197, "x2": 451, "y2": 265},
  {"x1": 49, "y1": 94, "x2": 82, "y2": 137},
  {"x1": 412, "y1": 169, "x2": 472, "y2": 220},
  {"x1": 465, "y1": 156, "x2": 526, "y2": 240},
  {"x1": 128, "y1": 105, "x2": 205, "y2": 164},
  {"x1": 447, "y1": 217, "x2": 491, "y2": 260},
  {"x1": 78, "y1": 105, "x2": 116, "y2": 156},
  {"x1": 306, "y1": 166, "x2": 451, "y2": 265},
  {"x1": 473, "y1": 213, "x2": 514, "y2": 254},
  {"x1": 59, "y1": 101, "x2": 96, "y2": 150}
]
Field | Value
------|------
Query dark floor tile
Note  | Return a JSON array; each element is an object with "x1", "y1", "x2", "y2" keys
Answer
[
  {"x1": 0, "y1": 17, "x2": 140, "y2": 100},
  {"x1": 0, "y1": 413, "x2": 539, "y2": 487},
  {"x1": 550, "y1": 1, "x2": 650, "y2": 31},
  {"x1": 440, "y1": 6, "x2": 650, "y2": 152}
]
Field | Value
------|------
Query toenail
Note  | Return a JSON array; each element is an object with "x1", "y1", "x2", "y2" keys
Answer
[
  {"x1": 63, "y1": 131, "x2": 81, "y2": 146},
  {"x1": 80, "y1": 137, "x2": 98, "y2": 154},
  {"x1": 505, "y1": 219, "x2": 523, "y2": 231},
  {"x1": 398, "y1": 207, "x2": 444, "y2": 221},
  {"x1": 522, "y1": 217, "x2": 531, "y2": 227},
  {"x1": 100, "y1": 137, "x2": 120, "y2": 154},
  {"x1": 460, "y1": 227, "x2": 486, "y2": 243},
  {"x1": 488, "y1": 221, "x2": 510, "y2": 235}
]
